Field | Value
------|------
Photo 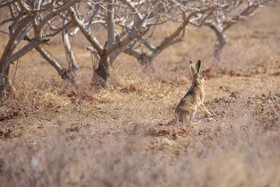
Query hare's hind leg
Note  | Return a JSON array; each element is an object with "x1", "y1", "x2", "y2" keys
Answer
[
  {"x1": 200, "y1": 104, "x2": 211, "y2": 117},
  {"x1": 182, "y1": 111, "x2": 195, "y2": 126},
  {"x1": 175, "y1": 110, "x2": 189, "y2": 125},
  {"x1": 175, "y1": 111, "x2": 179, "y2": 122},
  {"x1": 175, "y1": 110, "x2": 183, "y2": 124},
  {"x1": 189, "y1": 112, "x2": 196, "y2": 123},
  {"x1": 182, "y1": 113, "x2": 188, "y2": 125}
]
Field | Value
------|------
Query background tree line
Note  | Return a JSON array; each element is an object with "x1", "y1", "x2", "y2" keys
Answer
[{"x1": 0, "y1": 0, "x2": 275, "y2": 98}]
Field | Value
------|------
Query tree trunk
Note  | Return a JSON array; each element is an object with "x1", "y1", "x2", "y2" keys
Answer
[
  {"x1": 4, "y1": 66, "x2": 16, "y2": 97},
  {"x1": 94, "y1": 56, "x2": 111, "y2": 82},
  {"x1": 209, "y1": 24, "x2": 226, "y2": 61},
  {"x1": 62, "y1": 27, "x2": 78, "y2": 73},
  {"x1": 0, "y1": 72, "x2": 5, "y2": 99},
  {"x1": 138, "y1": 53, "x2": 155, "y2": 72}
]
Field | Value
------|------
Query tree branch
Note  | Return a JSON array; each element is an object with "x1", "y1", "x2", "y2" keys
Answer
[
  {"x1": 69, "y1": 6, "x2": 104, "y2": 55},
  {"x1": 6, "y1": 39, "x2": 43, "y2": 67},
  {"x1": 62, "y1": 26, "x2": 78, "y2": 72},
  {"x1": 35, "y1": 0, "x2": 80, "y2": 39},
  {"x1": 106, "y1": 0, "x2": 116, "y2": 48}
]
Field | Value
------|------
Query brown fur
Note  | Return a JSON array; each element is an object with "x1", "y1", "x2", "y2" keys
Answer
[{"x1": 175, "y1": 60, "x2": 211, "y2": 125}]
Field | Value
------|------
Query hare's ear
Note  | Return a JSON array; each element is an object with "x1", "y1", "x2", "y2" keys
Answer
[
  {"x1": 196, "y1": 60, "x2": 201, "y2": 73},
  {"x1": 190, "y1": 60, "x2": 197, "y2": 75}
]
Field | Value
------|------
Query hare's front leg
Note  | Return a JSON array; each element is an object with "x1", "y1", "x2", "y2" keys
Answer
[{"x1": 200, "y1": 104, "x2": 211, "y2": 117}]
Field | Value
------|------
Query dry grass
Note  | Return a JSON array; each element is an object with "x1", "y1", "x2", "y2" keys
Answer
[
  {"x1": 1, "y1": 91, "x2": 279, "y2": 187},
  {"x1": 1, "y1": 3, "x2": 280, "y2": 187}
]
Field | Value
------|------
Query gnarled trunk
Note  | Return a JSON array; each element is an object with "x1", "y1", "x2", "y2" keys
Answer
[{"x1": 94, "y1": 56, "x2": 111, "y2": 82}]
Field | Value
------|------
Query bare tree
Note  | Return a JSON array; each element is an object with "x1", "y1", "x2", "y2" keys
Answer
[
  {"x1": 206, "y1": 0, "x2": 266, "y2": 61},
  {"x1": 0, "y1": 0, "x2": 83, "y2": 97},
  {"x1": 69, "y1": 0, "x2": 167, "y2": 82},
  {"x1": 124, "y1": 0, "x2": 272, "y2": 63},
  {"x1": 79, "y1": 0, "x2": 272, "y2": 82}
]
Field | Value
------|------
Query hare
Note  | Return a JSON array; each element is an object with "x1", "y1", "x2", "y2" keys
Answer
[{"x1": 175, "y1": 60, "x2": 211, "y2": 125}]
